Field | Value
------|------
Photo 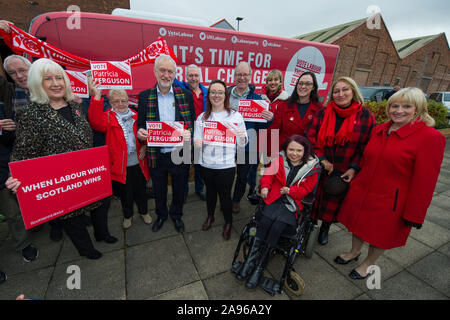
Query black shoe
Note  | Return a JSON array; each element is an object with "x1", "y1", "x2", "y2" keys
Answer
[
  {"x1": 235, "y1": 237, "x2": 263, "y2": 281},
  {"x1": 318, "y1": 222, "x2": 331, "y2": 245},
  {"x1": 0, "y1": 271, "x2": 6, "y2": 284},
  {"x1": 349, "y1": 268, "x2": 368, "y2": 280},
  {"x1": 22, "y1": 245, "x2": 39, "y2": 262},
  {"x1": 95, "y1": 234, "x2": 118, "y2": 244},
  {"x1": 246, "y1": 246, "x2": 270, "y2": 289},
  {"x1": 196, "y1": 191, "x2": 206, "y2": 201},
  {"x1": 334, "y1": 253, "x2": 361, "y2": 265},
  {"x1": 152, "y1": 218, "x2": 165, "y2": 232},
  {"x1": 173, "y1": 219, "x2": 185, "y2": 233},
  {"x1": 81, "y1": 249, "x2": 102, "y2": 260}
]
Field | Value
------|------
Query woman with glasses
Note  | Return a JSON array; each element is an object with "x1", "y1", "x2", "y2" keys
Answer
[
  {"x1": 305, "y1": 77, "x2": 376, "y2": 245},
  {"x1": 194, "y1": 79, "x2": 247, "y2": 240},
  {"x1": 269, "y1": 72, "x2": 323, "y2": 153},
  {"x1": 89, "y1": 80, "x2": 151, "y2": 230}
]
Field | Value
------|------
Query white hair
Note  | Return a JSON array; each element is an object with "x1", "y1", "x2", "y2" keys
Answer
[
  {"x1": 27, "y1": 58, "x2": 74, "y2": 104},
  {"x1": 186, "y1": 64, "x2": 200, "y2": 74},
  {"x1": 154, "y1": 54, "x2": 176, "y2": 72},
  {"x1": 3, "y1": 54, "x2": 31, "y2": 72}
]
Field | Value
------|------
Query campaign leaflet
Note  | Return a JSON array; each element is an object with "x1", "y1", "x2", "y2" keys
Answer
[
  {"x1": 146, "y1": 121, "x2": 184, "y2": 147},
  {"x1": 65, "y1": 70, "x2": 89, "y2": 98},
  {"x1": 202, "y1": 121, "x2": 238, "y2": 147},
  {"x1": 8, "y1": 146, "x2": 112, "y2": 230},
  {"x1": 238, "y1": 99, "x2": 270, "y2": 122},
  {"x1": 90, "y1": 61, "x2": 133, "y2": 89}
]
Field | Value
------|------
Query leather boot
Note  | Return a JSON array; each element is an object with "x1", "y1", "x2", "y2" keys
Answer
[
  {"x1": 235, "y1": 237, "x2": 263, "y2": 281},
  {"x1": 318, "y1": 221, "x2": 331, "y2": 245},
  {"x1": 246, "y1": 245, "x2": 270, "y2": 289},
  {"x1": 202, "y1": 215, "x2": 215, "y2": 231}
]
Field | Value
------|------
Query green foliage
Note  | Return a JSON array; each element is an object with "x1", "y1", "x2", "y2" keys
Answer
[{"x1": 363, "y1": 100, "x2": 450, "y2": 129}]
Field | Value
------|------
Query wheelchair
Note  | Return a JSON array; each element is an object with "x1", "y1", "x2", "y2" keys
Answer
[{"x1": 231, "y1": 186, "x2": 320, "y2": 297}]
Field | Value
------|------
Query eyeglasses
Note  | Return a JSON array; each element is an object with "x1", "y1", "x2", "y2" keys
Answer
[
  {"x1": 7, "y1": 68, "x2": 28, "y2": 77},
  {"x1": 210, "y1": 91, "x2": 225, "y2": 96},
  {"x1": 298, "y1": 81, "x2": 314, "y2": 87},
  {"x1": 110, "y1": 99, "x2": 128, "y2": 105},
  {"x1": 235, "y1": 73, "x2": 250, "y2": 78}
]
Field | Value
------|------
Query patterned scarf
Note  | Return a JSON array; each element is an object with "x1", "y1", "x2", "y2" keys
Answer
[
  {"x1": 317, "y1": 101, "x2": 362, "y2": 148},
  {"x1": 146, "y1": 83, "x2": 193, "y2": 167}
]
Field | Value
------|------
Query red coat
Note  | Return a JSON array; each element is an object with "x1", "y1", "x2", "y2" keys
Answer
[
  {"x1": 337, "y1": 120, "x2": 446, "y2": 249},
  {"x1": 305, "y1": 106, "x2": 376, "y2": 223},
  {"x1": 270, "y1": 100, "x2": 322, "y2": 152},
  {"x1": 259, "y1": 154, "x2": 320, "y2": 215},
  {"x1": 88, "y1": 98, "x2": 150, "y2": 184},
  {"x1": 260, "y1": 91, "x2": 288, "y2": 157}
]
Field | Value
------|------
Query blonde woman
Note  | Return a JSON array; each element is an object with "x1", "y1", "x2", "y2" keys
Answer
[
  {"x1": 336, "y1": 87, "x2": 446, "y2": 279},
  {"x1": 305, "y1": 76, "x2": 376, "y2": 245}
]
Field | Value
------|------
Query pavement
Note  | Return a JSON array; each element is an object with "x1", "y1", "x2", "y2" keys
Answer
[{"x1": 0, "y1": 140, "x2": 449, "y2": 301}]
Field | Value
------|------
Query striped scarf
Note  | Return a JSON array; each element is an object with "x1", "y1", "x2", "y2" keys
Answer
[{"x1": 146, "y1": 83, "x2": 194, "y2": 167}]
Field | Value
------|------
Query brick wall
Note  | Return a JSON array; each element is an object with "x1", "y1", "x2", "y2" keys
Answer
[{"x1": 330, "y1": 15, "x2": 449, "y2": 94}]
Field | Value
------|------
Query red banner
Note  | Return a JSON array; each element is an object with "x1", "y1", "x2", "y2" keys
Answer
[
  {"x1": 8, "y1": 146, "x2": 112, "y2": 229},
  {"x1": 238, "y1": 99, "x2": 270, "y2": 123},
  {"x1": 146, "y1": 121, "x2": 184, "y2": 147},
  {"x1": 203, "y1": 121, "x2": 238, "y2": 146},
  {"x1": 0, "y1": 23, "x2": 177, "y2": 69},
  {"x1": 65, "y1": 70, "x2": 89, "y2": 98}
]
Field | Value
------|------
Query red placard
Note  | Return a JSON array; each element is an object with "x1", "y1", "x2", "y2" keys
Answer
[
  {"x1": 203, "y1": 121, "x2": 238, "y2": 146},
  {"x1": 146, "y1": 121, "x2": 184, "y2": 147},
  {"x1": 90, "y1": 61, "x2": 133, "y2": 89},
  {"x1": 65, "y1": 70, "x2": 89, "y2": 98},
  {"x1": 8, "y1": 146, "x2": 112, "y2": 229},
  {"x1": 238, "y1": 99, "x2": 270, "y2": 122}
]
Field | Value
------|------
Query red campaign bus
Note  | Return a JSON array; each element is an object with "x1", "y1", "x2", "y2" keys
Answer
[{"x1": 29, "y1": 11, "x2": 339, "y2": 99}]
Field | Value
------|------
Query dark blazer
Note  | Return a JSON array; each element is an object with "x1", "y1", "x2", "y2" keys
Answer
[{"x1": 0, "y1": 102, "x2": 15, "y2": 189}]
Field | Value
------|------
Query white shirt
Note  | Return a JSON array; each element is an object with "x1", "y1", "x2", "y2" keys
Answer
[
  {"x1": 157, "y1": 85, "x2": 176, "y2": 153},
  {"x1": 194, "y1": 110, "x2": 247, "y2": 169}
]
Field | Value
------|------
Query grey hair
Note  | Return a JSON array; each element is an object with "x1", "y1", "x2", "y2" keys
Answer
[
  {"x1": 186, "y1": 64, "x2": 200, "y2": 74},
  {"x1": 154, "y1": 54, "x2": 176, "y2": 72},
  {"x1": 108, "y1": 89, "x2": 128, "y2": 99},
  {"x1": 235, "y1": 61, "x2": 252, "y2": 75},
  {"x1": 27, "y1": 58, "x2": 74, "y2": 104},
  {"x1": 3, "y1": 54, "x2": 31, "y2": 73}
]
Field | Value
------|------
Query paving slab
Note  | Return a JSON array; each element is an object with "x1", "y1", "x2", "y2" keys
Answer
[
  {"x1": 46, "y1": 250, "x2": 126, "y2": 300},
  {"x1": 366, "y1": 270, "x2": 447, "y2": 300},
  {"x1": 151, "y1": 281, "x2": 209, "y2": 300},
  {"x1": 407, "y1": 252, "x2": 450, "y2": 297},
  {"x1": 126, "y1": 235, "x2": 199, "y2": 299},
  {"x1": 409, "y1": 219, "x2": 450, "y2": 249},
  {"x1": 426, "y1": 204, "x2": 450, "y2": 229},
  {"x1": 0, "y1": 266, "x2": 53, "y2": 300},
  {"x1": 384, "y1": 237, "x2": 434, "y2": 268}
]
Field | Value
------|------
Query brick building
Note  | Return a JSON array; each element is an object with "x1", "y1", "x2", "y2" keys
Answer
[{"x1": 295, "y1": 14, "x2": 450, "y2": 94}]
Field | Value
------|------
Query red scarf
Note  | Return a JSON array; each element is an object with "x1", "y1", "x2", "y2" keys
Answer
[
  {"x1": 0, "y1": 24, "x2": 177, "y2": 69},
  {"x1": 264, "y1": 85, "x2": 281, "y2": 102},
  {"x1": 317, "y1": 101, "x2": 362, "y2": 147}
]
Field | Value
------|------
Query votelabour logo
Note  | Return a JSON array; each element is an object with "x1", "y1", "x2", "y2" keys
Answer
[
  {"x1": 159, "y1": 27, "x2": 167, "y2": 37},
  {"x1": 199, "y1": 32, "x2": 206, "y2": 40}
]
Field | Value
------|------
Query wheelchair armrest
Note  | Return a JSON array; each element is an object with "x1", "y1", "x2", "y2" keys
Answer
[{"x1": 301, "y1": 193, "x2": 315, "y2": 207}]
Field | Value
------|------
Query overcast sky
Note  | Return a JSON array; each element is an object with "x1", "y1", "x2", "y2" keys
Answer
[{"x1": 130, "y1": 0, "x2": 449, "y2": 42}]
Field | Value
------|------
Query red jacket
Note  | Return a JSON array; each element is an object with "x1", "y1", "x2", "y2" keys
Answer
[
  {"x1": 88, "y1": 98, "x2": 150, "y2": 184},
  {"x1": 260, "y1": 154, "x2": 320, "y2": 215},
  {"x1": 337, "y1": 120, "x2": 446, "y2": 249},
  {"x1": 260, "y1": 91, "x2": 288, "y2": 157},
  {"x1": 270, "y1": 100, "x2": 322, "y2": 152}
]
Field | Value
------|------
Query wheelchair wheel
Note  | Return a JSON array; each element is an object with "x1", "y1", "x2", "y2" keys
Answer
[
  {"x1": 305, "y1": 224, "x2": 319, "y2": 258},
  {"x1": 284, "y1": 271, "x2": 305, "y2": 296}
]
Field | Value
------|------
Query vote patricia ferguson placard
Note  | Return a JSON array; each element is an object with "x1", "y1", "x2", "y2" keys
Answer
[
  {"x1": 8, "y1": 146, "x2": 112, "y2": 230},
  {"x1": 65, "y1": 70, "x2": 89, "y2": 98},
  {"x1": 203, "y1": 121, "x2": 238, "y2": 146},
  {"x1": 146, "y1": 121, "x2": 184, "y2": 147},
  {"x1": 90, "y1": 61, "x2": 133, "y2": 89},
  {"x1": 238, "y1": 99, "x2": 270, "y2": 122}
]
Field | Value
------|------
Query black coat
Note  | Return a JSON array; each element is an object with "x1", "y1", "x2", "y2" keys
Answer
[{"x1": 0, "y1": 102, "x2": 15, "y2": 189}]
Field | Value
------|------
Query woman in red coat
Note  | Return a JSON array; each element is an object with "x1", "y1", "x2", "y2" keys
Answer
[
  {"x1": 305, "y1": 77, "x2": 376, "y2": 245},
  {"x1": 335, "y1": 87, "x2": 446, "y2": 280},
  {"x1": 89, "y1": 81, "x2": 150, "y2": 230},
  {"x1": 269, "y1": 72, "x2": 323, "y2": 153},
  {"x1": 234, "y1": 135, "x2": 320, "y2": 290}
]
